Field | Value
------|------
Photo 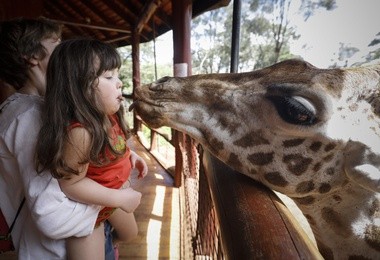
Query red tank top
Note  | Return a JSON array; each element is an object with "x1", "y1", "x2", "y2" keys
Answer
[
  {"x1": 69, "y1": 115, "x2": 132, "y2": 225},
  {"x1": 69, "y1": 115, "x2": 131, "y2": 189}
]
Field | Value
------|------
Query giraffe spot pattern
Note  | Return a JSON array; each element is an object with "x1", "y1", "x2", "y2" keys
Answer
[
  {"x1": 217, "y1": 115, "x2": 237, "y2": 134},
  {"x1": 282, "y1": 154, "x2": 312, "y2": 175},
  {"x1": 202, "y1": 129, "x2": 224, "y2": 155},
  {"x1": 264, "y1": 172, "x2": 288, "y2": 187},
  {"x1": 309, "y1": 141, "x2": 322, "y2": 152},
  {"x1": 333, "y1": 195, "x2": 342, "y2": 202},
  {"x1": 326, "y1": 167, "x2": 335, "y2": 175},
  {"x1": 321, "y1": 207, "x2": 351, "y2": 237},
  {"x1": 313, "y1": 162, "x2": 322, "y2": 172},
  {"x1": 249, "y1": 168, "x2": 258, "y2": 175},
  {"x1": 293, "y1": 196, "x2": 315, "y2": 205},
  {"x1": 227, "y1": 153, "x2": 242, "y2": 169},
  {"x1": 318, "y1": 183, "x2": 332, "y2": 193},
  {"x1": 233, "y1": 133, "x2": 270, "y2": 147},
  {"x1": 323, "y1": 153, "x2": 334, "y2": 162},
  {"x1": 364, "y1": 225, "x2": 380, "y2": 252},
  {"x1": 247, "y1": 152, "x2": 274, "y2": 166},
  {"x1": 208, "y1": 137, "x2": 224, "y2": 154},
  {"x1": 324, "y1": 143, "x2": 337, "y2": 152},
  {"x1": 282, "y1": 138, "x2": 305, "y2": 147},
  {"x1": 295, "y1": 181, "x2": 315, "y2": 194},
  {"x1": 304, "y1": 214, "x2": 316, "y2": 226}
]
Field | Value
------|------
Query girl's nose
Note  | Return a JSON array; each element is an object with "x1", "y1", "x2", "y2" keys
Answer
[{"x1": 117, "y1": 78, "x2": 122, "y2": 89}]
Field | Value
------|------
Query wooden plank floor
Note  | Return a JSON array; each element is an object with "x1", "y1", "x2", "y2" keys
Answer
[
  {"x1": 0, "y1": 136, "x2": 180, "y2": 260},
  {"x1": 118, "y1": 136, "x2": 180, "y2": 259}
]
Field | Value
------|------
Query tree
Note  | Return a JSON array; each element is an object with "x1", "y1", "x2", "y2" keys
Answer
[
  {"x1": 118, "y1": 41, "x2": 172, "y2": 95},
  {"x1": 192, "y1": 7, "x2": 232, "y2": 73},
  {"x1": 247, "y1": 0, "x2": 299, "y2": 68},
  {"x1": 300, "y1": 0, "x2": 337, "y2": 21},
  {"x1": 191, "y1": 0, "x2": 300, "y2": 72},
  {"x1": 365, "y1": 32, "x2": 380, "y2": 63}
]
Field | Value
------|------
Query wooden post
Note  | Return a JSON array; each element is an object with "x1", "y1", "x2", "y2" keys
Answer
[
  {"x1": 171, "y1": 0, "x2": 193, "y2": 187},
  {"x1": 132, "y1": 29, "x2": 141, "y2": 134}
]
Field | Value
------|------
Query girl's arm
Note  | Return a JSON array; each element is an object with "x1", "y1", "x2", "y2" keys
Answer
[{"x1": 58, "y1": 127, "x2": 141, "y2": 213}]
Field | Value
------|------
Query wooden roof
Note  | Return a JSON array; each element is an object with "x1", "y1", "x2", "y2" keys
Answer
[{"x1": 0, "y1": 0, "x2": 231, "y2": 47}]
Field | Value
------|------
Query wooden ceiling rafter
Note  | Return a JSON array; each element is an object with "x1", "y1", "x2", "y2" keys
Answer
[
  {"x1": 103, "y1": 0, "x2": 139, "y2": 26},
  {"x1": 49, "y1": 18, "x2": 131, "y2": 34},
  {"x1": 101, "y1": 0, "x2": 151, "y2": 42},
  {"x1": 0, "y1": 0, "x2": 231, "y2": 47},
  {"x1": 151, "y1": 6, "x2": 171, "y2": 29},
  {"x1": 79, "y1": 0, "x2": 121, "y2": 38},
  {"x1": 63, "y1": 0, "x2": 108, "y2": 40},
  {"x1": 44, "y1": 1, "x2": 90, "y2": 37},
  {"x1": 106, "y1": 34, "x2": 131, "y2": 44},
  {"x1": 136, "y1": 0, "x2": 161, "y2": 34},
  {"x1": 46, "y1": 0, "x2": 104, "y2": 39}
]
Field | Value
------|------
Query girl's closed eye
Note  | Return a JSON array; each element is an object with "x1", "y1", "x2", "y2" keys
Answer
[{"x1": 103, "y1": 70, "x2": 119, "y2": 80}]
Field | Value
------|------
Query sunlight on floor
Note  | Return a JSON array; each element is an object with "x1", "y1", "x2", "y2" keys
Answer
[
  {"x1": 119, "y1": 137, "x2": 180, "y2": 259},
  {"x1": 144, "y1": 185, "x2": 180, "y2": 260},
  {"x1": 170, "y1": 187, "x2": 180, "y2": 259},
  {"x1": 146, "y1": 219, "x2": 162, "y2": 259}
]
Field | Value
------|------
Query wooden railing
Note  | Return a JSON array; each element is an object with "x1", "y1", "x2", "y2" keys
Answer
[{"x1": 201, "y1": 150, "x2": 323, "y2": 259}]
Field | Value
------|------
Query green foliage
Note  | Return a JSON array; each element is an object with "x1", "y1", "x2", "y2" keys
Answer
[
  {"x1": 192, "y1": 0, "x2": 299, "y2": 72},
  {"x1": 118, "y1": 43, "x2": 172, "y2": 95},
  {"x1": 300, "y1": 0, "x2": 337, "y2": 21}
]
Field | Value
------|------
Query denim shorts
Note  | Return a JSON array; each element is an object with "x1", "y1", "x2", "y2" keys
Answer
[{"x1": 104, "y1": 220, "x2": 115, "y2": 260}]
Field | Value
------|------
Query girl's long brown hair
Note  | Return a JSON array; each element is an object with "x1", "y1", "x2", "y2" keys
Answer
[{"x1": 36, "y1": 38, "x2": 130, "y2": 179}]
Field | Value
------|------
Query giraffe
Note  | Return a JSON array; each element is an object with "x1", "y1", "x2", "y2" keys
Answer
[{"x1": 130, "y1": 59, "x2": 380, "y2": 259}]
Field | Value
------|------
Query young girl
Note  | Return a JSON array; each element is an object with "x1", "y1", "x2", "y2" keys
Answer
[{"x1": 36, "y1": 38, "x2": 148, "y2": 259}]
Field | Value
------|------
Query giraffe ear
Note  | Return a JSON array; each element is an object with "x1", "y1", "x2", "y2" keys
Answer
[{"x1": 344, "y1": 140, "x2": 380, "y2": 192}]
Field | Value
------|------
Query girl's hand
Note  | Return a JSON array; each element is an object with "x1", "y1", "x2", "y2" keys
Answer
[
  {"x1": 119, "y1": 187, "x2": 142, "y2": 213},
  {"x1": 130, "y1": 150, "x2": 148, "y2": 179}
]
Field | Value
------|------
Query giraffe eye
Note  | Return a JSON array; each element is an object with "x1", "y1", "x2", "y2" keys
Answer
[{"x1": 267, "y1": 95, "x2": 317, "y2": 125}]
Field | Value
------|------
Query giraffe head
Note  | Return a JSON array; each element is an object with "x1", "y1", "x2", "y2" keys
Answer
[{"x1": 132, "y1": 59, "x2": 380, "y2": 258}]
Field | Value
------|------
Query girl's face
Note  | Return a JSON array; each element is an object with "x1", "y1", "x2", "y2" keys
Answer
[{"x1": 96, "y1": 69, "x2": 123, "y2": 115}]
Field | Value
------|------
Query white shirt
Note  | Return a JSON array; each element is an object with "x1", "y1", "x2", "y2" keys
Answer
[{"x1": 0, "y1": 93, "x2": 99, "y2": 259}]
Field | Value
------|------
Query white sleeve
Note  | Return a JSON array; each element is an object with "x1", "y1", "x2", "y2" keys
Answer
[
  {"x1": 10, "y1": 102, "x2": 100, "y2": 239},
  {"x1": 28, "y1": 172, "x2": 100, "y2": 239}
]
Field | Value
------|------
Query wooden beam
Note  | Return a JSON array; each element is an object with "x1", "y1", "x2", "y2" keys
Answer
[
  {"x1": 106, "y1": 35, "x2": 130, "y2": 44},
  {"x1": 49, "y1": 19, "x2": 131, "y2": 34},
  {"x1": 136, "y1": 0, "x2": 161, "y2": 34},
  {"x1": 202, "y1": 151, "x2": 323, "y2": 259},
  {"x1": 44, "y1": 2, "x2": 87, "y2": 37}
]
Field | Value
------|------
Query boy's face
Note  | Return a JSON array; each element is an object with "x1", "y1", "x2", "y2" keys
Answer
[{"x1": 40, "y1": 35, "x2": 61, "y2": 73}]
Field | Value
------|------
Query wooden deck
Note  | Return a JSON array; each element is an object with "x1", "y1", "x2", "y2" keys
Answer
[
  {"x1": 118, "y1": 136, "x2": 180, "y2": 259},
  {"x1": 0, "y1": 136, "x2": 180, "y2": 260}
]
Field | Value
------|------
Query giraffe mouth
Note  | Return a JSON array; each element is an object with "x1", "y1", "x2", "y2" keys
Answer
[
  {"x1": 129, "y1": 81, "x2": 171, "y2": 129},
  {"x1": 129, "y1": 99, "x2": 166, "y2": 128}
]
